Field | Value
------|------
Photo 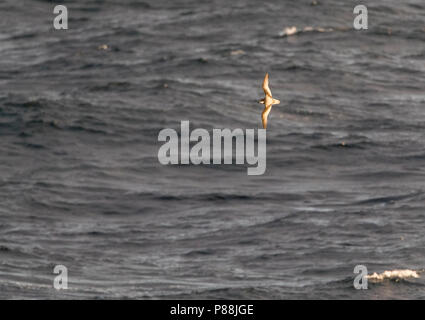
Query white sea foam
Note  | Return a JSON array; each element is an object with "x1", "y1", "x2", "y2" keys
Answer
[
  {"x1": 367, "y1": 269, "x2": 420, "y2": 281},
  {"x1": 279, "y1": 26, "x2": 298, "y2": 37},
  {"x1": 279, "y1": 26, "x2": 344, "y2": 37}
]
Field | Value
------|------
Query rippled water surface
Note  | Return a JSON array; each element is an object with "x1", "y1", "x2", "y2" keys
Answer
[{"x1": 0, "y1": 0, "x2": 424, "y2": 299}]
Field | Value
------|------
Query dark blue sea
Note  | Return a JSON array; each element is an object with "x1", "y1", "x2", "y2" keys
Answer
[{"x1": 0, "y1": 0, "x2": 424, "y2": 299}]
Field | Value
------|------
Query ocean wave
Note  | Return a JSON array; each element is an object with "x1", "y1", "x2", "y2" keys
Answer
[
  {"x1": 152, "y1": 191, "x2": 303, "y2": 202},
  {"x1": 278, "y1": 25, "x2": 425, "y2": 41},
  {"x1": 367, "y1": 269, "x2": 421, "y2": 282},
  {"x1": 279, "y1": 26, "x2": 345, "y2": 37}
]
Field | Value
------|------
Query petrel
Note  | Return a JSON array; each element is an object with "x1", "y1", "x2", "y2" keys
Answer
[{"x1": 259, "y1": 73, "x2": 280, "y2": 129}]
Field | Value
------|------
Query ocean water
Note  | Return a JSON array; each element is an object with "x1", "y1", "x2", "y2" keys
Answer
[{"x1": 0, "y1": 0, "x2": 424, "y2": 299}]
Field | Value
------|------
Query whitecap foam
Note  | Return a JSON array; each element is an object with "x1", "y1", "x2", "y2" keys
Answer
[{"x1": 367, "y1": 269, "x2": 420, "y2": 281}]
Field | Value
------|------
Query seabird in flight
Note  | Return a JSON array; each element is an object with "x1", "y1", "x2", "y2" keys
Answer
[{"x1": 259, "y1": 73, "x2": 280, "y2": 129}]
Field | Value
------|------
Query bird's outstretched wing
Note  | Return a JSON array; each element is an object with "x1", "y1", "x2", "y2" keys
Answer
[
  {"x1": 262, "y1": 73, "x2": 272, "y2": 97},
  {"x1": 261, "y1": 105, "x2": 272, "y2": 129}
]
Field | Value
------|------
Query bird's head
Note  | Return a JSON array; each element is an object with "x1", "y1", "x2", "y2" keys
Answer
[{"x1": 258, "y1": 98, "x2": 265, "y2": 104}]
